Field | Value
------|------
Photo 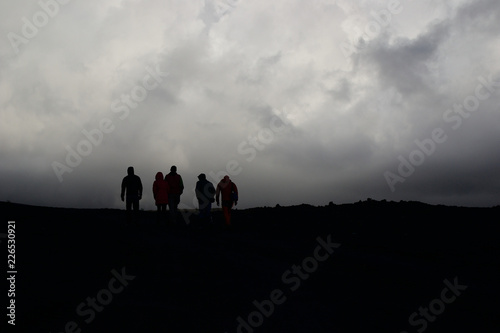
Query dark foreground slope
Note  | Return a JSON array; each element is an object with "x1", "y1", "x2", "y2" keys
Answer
[{"x1": 1, "y1": 200, "x2": 499, "y2": 332}]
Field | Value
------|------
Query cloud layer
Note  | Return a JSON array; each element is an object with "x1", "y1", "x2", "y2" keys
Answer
[{"x1": 1, "y1": 0, "x2": 499, "y2": 209}]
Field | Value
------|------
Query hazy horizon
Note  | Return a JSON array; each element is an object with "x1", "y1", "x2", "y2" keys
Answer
[{"x1": 1, "y1": 0, "x2": 500, "y2": 211}]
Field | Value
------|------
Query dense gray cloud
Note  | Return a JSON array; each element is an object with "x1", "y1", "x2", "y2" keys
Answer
[{"x1": 1, "y1": 0, "x2": 499, "y2": 210}]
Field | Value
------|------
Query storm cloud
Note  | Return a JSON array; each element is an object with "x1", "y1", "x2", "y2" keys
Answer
[{"x1": 1, "y1": 0, "x2": 499, "y2": 210}]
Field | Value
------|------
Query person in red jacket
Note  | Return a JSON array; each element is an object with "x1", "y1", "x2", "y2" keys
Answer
[
  {"x1": 216, "y1": 175, "x2": 238, "y2": 227},
  {"x1": 152, "y1": 172, "x2": 169, "y2": 223},
  {"x1": 164, "y1": 165, "x2": 184, "y2": 223}
]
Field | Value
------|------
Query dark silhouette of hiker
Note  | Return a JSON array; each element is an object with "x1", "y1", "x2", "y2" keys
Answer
[
  {"x1": 165, "y1": 165, "x2": 184, "y2": 223},
  {"x1": 153, "y1": 172, "x2": 169, "y2": 223},
  {"x1": 121, "y1": 166, "x2": 143, "y2": 224},
  {"x1": 195, "y1": 173, "x2": 215, "y2": 224},
  {"x1": 216, "y1": 175, "x2": 238, "y2": 227}
]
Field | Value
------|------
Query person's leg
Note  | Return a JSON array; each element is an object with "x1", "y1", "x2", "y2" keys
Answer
[
  {"x1": 223, "y1": 207, "x2": 231, "y2": 226},
  {"x1": 174, "y1": 194, "x2": 180, "y2": 211},
  {"x1": 156, "y1": 204, "x2": 161, "y2": 223},
  {"x1": 168, "y1": 194, "x2": 177, "y2": 223},
  {"x1": 167, "y1": 196, "x2": 174, "y2": 212},
  {"x1": 222, "y1": 201, "x2": 231, "y2": 226},
  {"x1": 205, "y1": 203, "x2": 213, "y2": 225},
  {"x1": 161, "y1": 204, "x2": 167, "y2": 223},
  {"x1": 199, "y1": 200, "x2": 207, "y2": 219},
  {"x1": 199, "y1": 201, "x2": 212, "y2": 226},
  {"x1": 135, "y1": 200, "x2": 141, "y2": 224},
  {"x1": 125, "y1": 199, "x2": 132, "y2": 224},
  {"x1": 131, "y1": 199, "x2": 138, "y2": 211}
]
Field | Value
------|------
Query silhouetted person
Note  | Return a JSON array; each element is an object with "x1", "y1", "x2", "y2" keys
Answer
[
  {"x1": 165, "y1": 165, "x2": 184, "y2": 223},
  {"x1": 153, "y1": 172, "x2": 169, "y2": 224},
  {"x1": 121, "y1": 166, "x2": 143, "y2": 224},
  {"x1": 216, "y1": 175, "x2": 238, "y2": 227},
  {"x1": 195, "y1": 173, "x2": 215, "y2": 225}
]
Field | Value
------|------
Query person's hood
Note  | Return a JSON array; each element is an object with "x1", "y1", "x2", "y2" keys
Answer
[
  {"x1": 155, "y1": 172, "x2": 164, "y2": 180},
  {"x1": 219, "y1": 175, "x2": 230, "y2": 186}
]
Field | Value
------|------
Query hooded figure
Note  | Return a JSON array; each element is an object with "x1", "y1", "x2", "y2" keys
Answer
[
  {"x1": 153, "y1": 172, "x2": 169, "y2": 206},
  {"x1": 153, "y1": 172, "x2": 169, "y2": 222},
  {"x1": 216, "y1": 175, "x2": 238, "y2": 226},
  {"x1": 196, "y1": 173, "x2": 215, "y2": 222}
]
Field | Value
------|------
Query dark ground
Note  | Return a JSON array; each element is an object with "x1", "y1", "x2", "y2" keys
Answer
[{"x1": 1, "y1": 200, "x2": 499, "y2": 332}]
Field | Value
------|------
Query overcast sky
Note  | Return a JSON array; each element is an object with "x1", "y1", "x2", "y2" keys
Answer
[{"x1": 1, "y1": 0, "x2": 499, "y2": 210}]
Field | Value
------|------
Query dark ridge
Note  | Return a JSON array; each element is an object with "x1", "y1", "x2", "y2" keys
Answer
[{"x1": 1, "y1": 200, "x2": 498, "y2": 332}]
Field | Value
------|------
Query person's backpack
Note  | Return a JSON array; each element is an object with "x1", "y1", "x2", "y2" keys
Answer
[{"x1": 230, "y1": 182, "x2": 238, "y2": 202}]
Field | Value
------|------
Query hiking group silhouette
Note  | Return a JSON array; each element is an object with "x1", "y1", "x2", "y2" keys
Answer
[{"x1": 120, "y1": 165, "x2": 238, "y2": 227}]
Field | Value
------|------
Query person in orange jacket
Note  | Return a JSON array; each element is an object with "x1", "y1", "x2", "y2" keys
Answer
[
  {"x1": 216, "y1": 175, "x2": 238, "y2": 227},
  {"x1": 152, "y1": 172, "x2": 169, "y2": 223}
]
